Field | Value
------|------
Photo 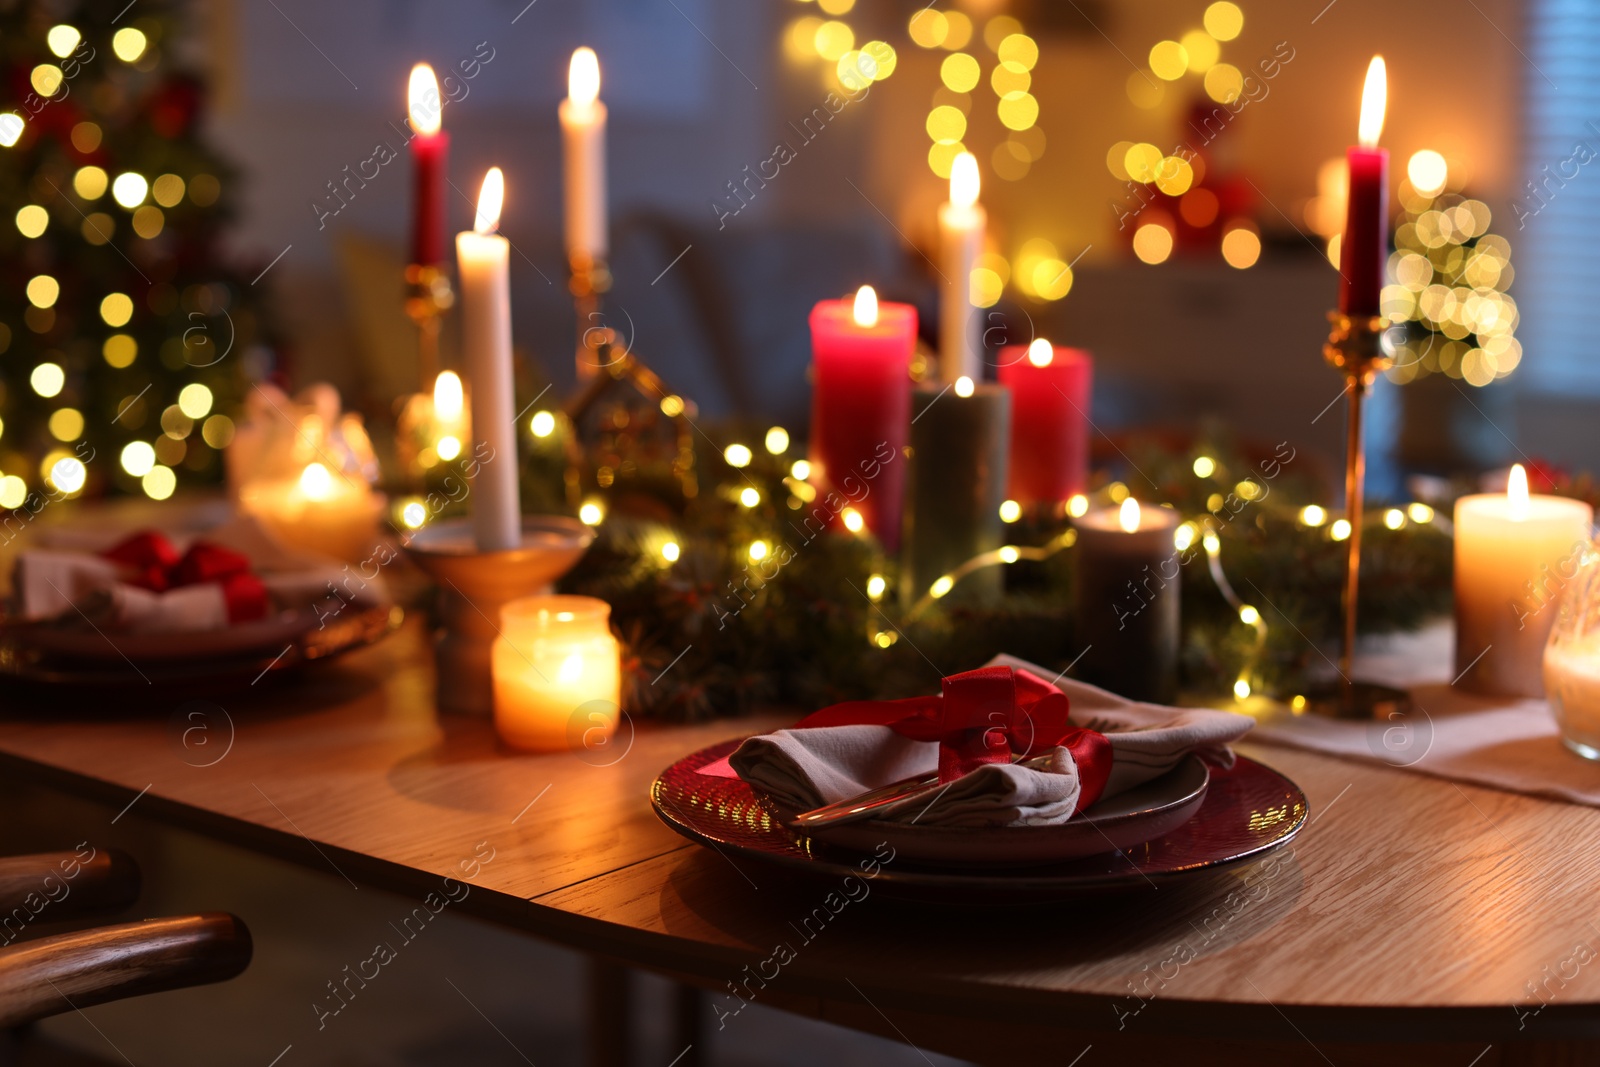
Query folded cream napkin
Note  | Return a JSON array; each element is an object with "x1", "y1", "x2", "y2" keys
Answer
[{"x1": 729, "y1": 653, "x2": 1253, "y2": 828}]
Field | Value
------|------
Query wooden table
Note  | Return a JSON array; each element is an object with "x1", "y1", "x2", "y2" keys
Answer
[{"x1": 3, "y1": 617, "x2": 1599, "y2": 1066}]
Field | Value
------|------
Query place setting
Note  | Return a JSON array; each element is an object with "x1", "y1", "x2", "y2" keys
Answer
[{"x1": 6, "y1": 0, "x2": 1600, "y2": 1062}]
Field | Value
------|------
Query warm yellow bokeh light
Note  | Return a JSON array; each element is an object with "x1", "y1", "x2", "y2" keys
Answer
[
  {"x1": 990, "y1": 61, "x2": 1030, "y2": 97},
  {"x1": 132, "y1": 205, "x2": 163, "y2": 239},
  {"x1": 112, "y1": 172, "x2": 149, "y2": 209},
  {"x1": 121, "y1": 441, "x2": 156, "y2": 477},
  {"x1": 997, "y1": 91, "x2": 1038, "y2": 131},
  {"x1": 1154, "y1": 156, "x2": 1194, "y2": 196},
  {"x1": 1180, "y1": 30, "x2": 1220, "y2": 73},
  {"x1": 1032, "y1": 259, "x2": 1073, "y2": 301},
  {"x1": 1221, "y1": 225, "x2": 1262, "y2": 269},
  {"x1": 143, "y1": 465, "x2": 177, "y2": 500},
  {"x1": 996, "y1": 33, "x2": 1038, "y2": 70},
  {"x1": 765, "y1": 426, "x2": 790, "y2": 454},
  {"x1": 928, "y1": 141, "x2": 965, "y2": 178},
  {"x1": 1149, "y1": 40, "x2": 1189, "y2": 81},
  {"x1": 1204, "y1": 1, "x2": 1244, "y2": 41},
  {"x1": 112, "y1": 27, "x2": 148, "y2": 63},
  {"x1": 818, "y1": 0, "x2": 852, "y2": 13},
  {"x1": 1204, "y1": 63, "x2": 1244, "y2": 103},
  {"x1": 26, "y1": 275, "x2": 59, "y2": 309},
  {"x1": 740, "y1": 486, "x2": 760, "y2": 508},
  {"x1": 0, "y1": 114, "x2": 24, "y2": 148},
  {"x1": 1106, "y1": 141, "x2": 1134, "y2": 180},
  {"x1": 926, "y1": 104, "x2": 967, "y2": 144},
  {"x1": 530, "y1": 410, "x2": 556, "y2": 437},
  {"x1": 1408, "y1": 149, "x2": 1449, "y2": 197},
  {"x1": 31, "y1": 65, "x2": 64, "y2": 98},
  {"x1": 1124, "y1": 142, "x2": 1163, "y2": 183},
  {"x1": 1193, "y1": 456, "x2": 1217, "y2": 478},
  {"x1": 16, "y1": 205, "x2": 48, "y2": 238},
  {"x1": 49, "y1": 407, "x2": 84, "y2": 441},
  {"x1": 49, "y1": 455, "x2": 87, "y2": 494},
  {"x1": 814, "y1": 20, "x2": 854, "y2": 61},
  {"x1": 100, "y1": 292, "x2": 134, "y2": 327},
  {"x1": 970, "y1": 266, "x2": 1004, "y2": 308},
  {"x1": 47, "y1": 25, "x2": 81, "y2": 58},
  {"x1": 999, "y1": 499, "x2": 1022, "y2": 523},
  {"x1": 152, "y1": 174, "x2": 186, "y2": 207},
  {"x1": 103, "y1": 334, "x2": 137, "y2": 368},
  {"x1": 178, "y1": 383, "x2": 213, "y2": 419},
  {"x1": 31, "y1": 363, "x2": 65, "y2": 397},
  {"x1": 909, "y1": 8, "x2": 949, "y2": 48},
  {"x1": 1132, "y1": 224, "x2": 1174, "y2": 264},
  {"x1": 941, "y1": 53, "x2": 980, "y2": 92},
  {"x1": 785, "y1": 16, "x2": 823, "y2": 60},
  {"x1": 724, "y1": 443, "x2": 753, "y2": 468},
  {"x1": 74, "y1": 166, "x2": 108, "y2": 200}
]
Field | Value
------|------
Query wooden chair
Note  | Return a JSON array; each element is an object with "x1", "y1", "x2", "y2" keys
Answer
[{"x1": 0, "y1": 848, "x2": 250, "y2": 1059}]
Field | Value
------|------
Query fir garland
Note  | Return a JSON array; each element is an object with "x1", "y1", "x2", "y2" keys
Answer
[{"x1": 555, "y1": 432, "x2": 1457, "y2": 721}]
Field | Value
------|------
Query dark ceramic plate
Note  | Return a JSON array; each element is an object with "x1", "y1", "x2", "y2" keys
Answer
[{"x1": 651, "y1": 740, "x2": 1307, "y2": 903}]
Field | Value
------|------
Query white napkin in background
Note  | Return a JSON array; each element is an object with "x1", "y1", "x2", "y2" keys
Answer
[
  {"x1": 9, "y1": 514, "x2": 391, "y2": 632},
  {"x1": 729, "y1": 653, "x2": 1254, "y2": 828}
]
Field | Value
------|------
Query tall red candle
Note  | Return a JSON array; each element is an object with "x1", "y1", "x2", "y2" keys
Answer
[
  {"x1": 408, "y1": 63, "x2": 449, "y2": 267},
  {"x1": 997, "y1": 338, "x2": 1092, "y2": 507},
  {"x1": 807, "y1": 286, "x2": 913, "y2": 551},
  {"x1": 1338, "y1": 55, "x2": 1388, "y2": 317}
]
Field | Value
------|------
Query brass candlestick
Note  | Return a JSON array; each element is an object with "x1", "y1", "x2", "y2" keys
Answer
[
  {"x1": 1307, "y1": 310, "x2": 1412, "y2": 719},
  {"x1": 569, "y1": 251, "x2": 613, "y2": 382},
  {"x1": 405, "y1": 263, "x2": 455, "y2": 388},
  {"x1": 560, "y1": 249, "x2": 697, "y2": 510}
]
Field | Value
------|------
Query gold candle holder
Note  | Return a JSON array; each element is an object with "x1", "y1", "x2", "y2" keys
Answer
[
  {"x1": 405, "y1": 263, "x2": 456, "y2": 388},
  {"x1": 1306, "y1": 310, "x2": 1412, "y2": 719},
  {"x1": 569, "y1": 251, "x2": 614, "y2": 382}
]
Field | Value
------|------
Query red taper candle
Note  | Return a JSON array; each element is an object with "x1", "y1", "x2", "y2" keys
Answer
[
  {"x1": 1339, "y1": 55, "x2": 1388, "y2": 317},
  {"x1": 998, "y1": 338, "x2": 1092, "y2": 507},
  {"x1": 807, "y1": 286, "x2": 913, "y2": 552},
  {"x1": 408, "y1": 63, "x2": 449, "y2": 267}
]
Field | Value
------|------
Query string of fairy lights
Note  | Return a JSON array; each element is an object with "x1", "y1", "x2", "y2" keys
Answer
[{"x1": 5, "y1": 19, "x2": 233, "y2": 506}]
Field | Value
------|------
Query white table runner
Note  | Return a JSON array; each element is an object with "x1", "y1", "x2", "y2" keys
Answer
[{"x1": 1249, "y1": 623, "x2": 1600, "y2": 806}]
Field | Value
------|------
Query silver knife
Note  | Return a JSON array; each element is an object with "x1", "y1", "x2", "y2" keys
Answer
[{"x1": 787, "y1": 752, "x2": 1057, "y2": 831}]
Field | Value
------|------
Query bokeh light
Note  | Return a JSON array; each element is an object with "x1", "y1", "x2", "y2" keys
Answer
[
  {"x1": 1149, "y1": 40, "x2": 1189, "y2": 81},
  {"x1": 1221, "y1": 224, "x2": 1262, "y2": 268},
  {"x1": 1204, "y1": 2, "x2": 1244, "y2": 41},
  {"x1": 1132, "y1": 223, "x2": 1174, "y2": 264}
]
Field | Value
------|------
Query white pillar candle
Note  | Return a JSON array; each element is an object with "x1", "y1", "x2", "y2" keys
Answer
[
  {"x1": 455, "y1": 168, "x2": 521, "y2": 553},
  {"x1": 492, "y1": 595, "x2": 622, "y2": 752},
  {"x1": 938, "y1": 151, "x2": 984, "y2": 385},
  {"x1": 1455, "y1": 464, "x2": 1593, "y2": 697},
  {"x1": 559, "y1": 47, "x2": 607, "y2": 263}
]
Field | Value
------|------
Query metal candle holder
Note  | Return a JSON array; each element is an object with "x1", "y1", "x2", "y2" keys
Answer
[
  {"x1": 561, "y1": 251, "x2": 697, "y2": 506},
  {"x1": 1306, "y1": 310, "x2": 1412, "y2": 720},
  {"x1": 404, "y1": 263, "x2": 455, "y2": 388}
]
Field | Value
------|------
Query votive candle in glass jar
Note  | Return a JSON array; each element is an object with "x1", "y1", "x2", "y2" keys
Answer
[
  {"x1": 492, "y1": 595, "x2": 621, "y2": 753},
  {"x1": 1543, "y1": 541, "x2": 1600, "y2": 760}
]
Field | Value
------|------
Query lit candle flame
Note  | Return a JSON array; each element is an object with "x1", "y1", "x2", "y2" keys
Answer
[
  {"x1": 408, "y1": 63, "x2": 441, "y2": 136},
  {"x1": 852, "y1": 284, "x2": 878, "y2": 328},
  {"x1": 954, "y1": 375, "x2": 975, "y2": 398},
  {"x1": 1508, "y1": 462, "x2": 1529, "y2": 521},
  {"x1": 433, "y1": 370, "x2": 463, "y2": 422},
  {"x1": 950, "y1": 151, "x2": 980, "y2": 211},
  {"x1": 1358, "y1": 55, "x2": 1387, "y2": 149},
  {"x1": 569, "y1": 47, "x2": 600, "y2": 110},
  {"x1": 299, "y1": 461, "x2": 332, "y2": 502},
  {"x1": 474, "y1": 167, "x2": 504, "y2": 235},
  {"x1": 1027, "y1": 338, "x2": 1053, "y2": 367},
  {"x1": 1119, "y1": 496, "x2": 1142, "y2": 534}
]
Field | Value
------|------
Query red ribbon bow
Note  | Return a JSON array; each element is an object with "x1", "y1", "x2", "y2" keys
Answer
[
  {"x1": 796, "y1": 665, "x2": 1113, "y2": 813},
  {"x1": 101, "y1": 531, "x2": 268, "y2": 624}
]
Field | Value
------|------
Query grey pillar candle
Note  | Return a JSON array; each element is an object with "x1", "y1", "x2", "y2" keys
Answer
[
  {"x1": 1072, "y1": 499, "x2": 1181, "y2": 702},
  {"x1": 902, "y1": 381, "x2": 1011, "y2": 603}
]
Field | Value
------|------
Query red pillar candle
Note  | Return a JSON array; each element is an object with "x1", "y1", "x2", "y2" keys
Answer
[
  {"x1": 1338, "y1": 55, "x2": 1388, "y2": 317},
  {"x1": 998, "y1": 338, "x2": 1092, "y2": 508},
  {"x1": 408, "y1": 63, "x2": 449, "y2": 267},
  {"x1": 807, "y1": 286, "x2": 913, "y2": 551}
]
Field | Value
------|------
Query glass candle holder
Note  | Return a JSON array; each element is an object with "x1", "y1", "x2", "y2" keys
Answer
[
  {"x1": 492, "y1": 595, "x2": 621, "y2": 753},
  {"x1": 1543, "y1": 540, "x2": 1600, "y2": 760}
]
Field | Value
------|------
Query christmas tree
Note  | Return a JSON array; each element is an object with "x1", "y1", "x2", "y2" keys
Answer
[{"x1": 0, "y1": 0, "x2": 273, "y2": 515}]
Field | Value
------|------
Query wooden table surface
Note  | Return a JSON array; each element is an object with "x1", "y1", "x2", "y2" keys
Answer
[{"x1": 4, "y1": 617, "x2": 1600, "y2": 1063}]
